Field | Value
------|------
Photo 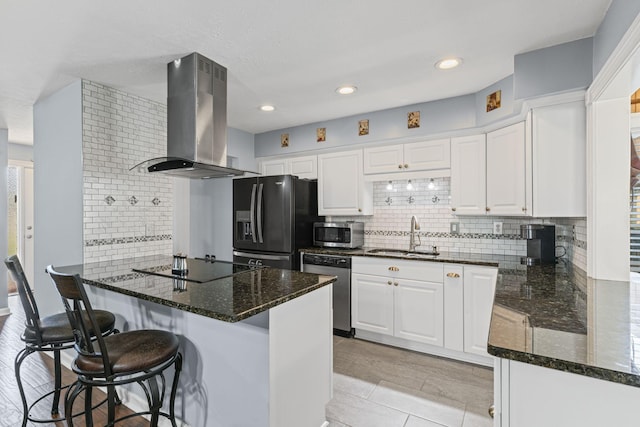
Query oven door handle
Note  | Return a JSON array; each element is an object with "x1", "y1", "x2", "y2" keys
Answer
[{"x1": 250, "y1": 184, "x2": 257, "y2": 243}]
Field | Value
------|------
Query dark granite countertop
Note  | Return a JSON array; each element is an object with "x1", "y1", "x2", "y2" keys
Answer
[
  {"x1": 488, "y1": 261, "x2": 640, "y2": 387},
  {"x1": 302, "y1": 246, "x2": 640, "y2": 387},
  {"x1": 57, "y1": 255, "x2": 336, "y2": 323}
]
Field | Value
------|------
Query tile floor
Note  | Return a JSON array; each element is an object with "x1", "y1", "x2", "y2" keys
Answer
[{"x1": 326, "y1": 336, "x2": 494, "y2": 427}]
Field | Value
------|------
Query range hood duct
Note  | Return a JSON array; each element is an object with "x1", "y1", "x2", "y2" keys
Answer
[{"x1": 131, "y1": 53, "x2": 246, "y2": 179}]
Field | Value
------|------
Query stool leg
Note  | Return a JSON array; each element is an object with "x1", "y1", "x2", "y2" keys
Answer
[
  {"x1": 84, "y1": 385, "x2": 93, "y2": 426},
  {"x1": 51, "y1": 347, "x2": 62, "y2": 416},
  {"x1": 14, "y1": 347, "x2": 32, "y2": 427},
  {"x1": 107, "y1": 384, "x2": 116, "y2": 425},
  {"x1": 169, "y1": 353, "x2": 183, "y2": 427},
  {"x1": 66, "y1": 380, "x2": 83, "y2": 427},
  {"x1": 148, "y1": 375, "x2": 162, "y2": 427}
]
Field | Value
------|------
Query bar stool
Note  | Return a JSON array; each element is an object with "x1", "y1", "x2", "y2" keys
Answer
[
  {"x1": 47, "y1": 265, "x2": 183, "y2": 427},
  {"x1": 6, "y1": 255, "x2": 118, "y2": 426}
]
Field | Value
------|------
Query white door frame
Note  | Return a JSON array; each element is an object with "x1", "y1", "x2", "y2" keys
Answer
[
  {"x1": 586, "y1": 13, "x2": 640, "y2": 281},
  {"x1": 9, "y1": 159, "x2": 34, "y2": 288}
]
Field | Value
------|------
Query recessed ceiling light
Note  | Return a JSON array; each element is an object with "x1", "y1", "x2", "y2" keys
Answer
[
  {"x1": 260, "y1": 105, "x2": 275, "y2": 112},
  {"x1": 435, "y1": 57, "x2": 463, "y2": 70},
  {"x1": 336, "y1": 85, "x2": 357, "y2": 95}
]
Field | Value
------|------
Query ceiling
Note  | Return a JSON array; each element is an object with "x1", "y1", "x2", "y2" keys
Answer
[{"x1": 0, "y1": 0, "x2": 612, "y2": 145}]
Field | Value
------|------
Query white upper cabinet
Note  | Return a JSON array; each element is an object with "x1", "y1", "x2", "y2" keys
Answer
[
  {"x1": 261, "y1": 159, "x2": 287, "y2": 176},
  {"x1": 531, "y1": 101, "x2": 586, "y2": 217},
  {"x1": 317, "y1": 149, "x2": 373, "y2": 215},
  {"x1": 363, "y1": 139, "x2": 450, "y2": 174},
  {"x1": 486, "y1": 121, "x2": 528, "y2": 216},
  {"x1": 451, "y1": 122, "x2": 530, "y2": 216},
  {"x1": 259, "y1": 155, "x2": 318, "y2": 179},
  {"x1": 450, "y1": 134, "x2": 487, "y2": 215},
  {"x1": 288, "y1": 155, "x2": 317, "y2": 179}
]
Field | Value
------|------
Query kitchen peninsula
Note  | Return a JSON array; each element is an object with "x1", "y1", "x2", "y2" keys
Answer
[
  {"x1": 487, "y1": 261, "x2": 640, "y2": 427},
  {"x1": 56, "y1": 255, "x2": 335, "y2": 427}
]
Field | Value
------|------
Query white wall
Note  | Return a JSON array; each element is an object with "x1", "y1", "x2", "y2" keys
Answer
[
  {"x1": 0, "y1": 129, "x2": 8, "y2": 313},
  {"x1": 8, "y1": 142, "x2": 33, "y2": 162},
  {"x1": 33, "y1": 80, "x2": 83, "y2": 316}
]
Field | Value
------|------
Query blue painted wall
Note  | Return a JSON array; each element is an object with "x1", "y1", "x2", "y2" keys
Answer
[
  {"x1": 255, "y1": 38, "x2": 596, "y2": 158},
  {"x1": 514, "y1": 38, "x2": 594, "y2": 100},
  {"x1": 255, "y1": 95, "x2": 476, "y2": 157},
  {"x1": 593, "y1": 0, "x2": 640, "y2": 77}
]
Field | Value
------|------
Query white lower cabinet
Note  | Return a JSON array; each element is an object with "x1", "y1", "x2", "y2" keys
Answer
[
  {"x1": 394, "y1": 277, "x2": 443, "y2": 346},
  {"x1": 351, "y1": 273, "x2": 394, "y2": 335},
  {"x1": 494, "y1": 359, "x2": 640, "y2": 427},
  {"x1": 352, "y1": 257, "x2": 444, "y2": 347},
  {"x1": 353, "y1": 257, "x2": 498, "y2": 365},
  {"x1": 463, "y1": 265, "x2": 499, "y2": 357}
]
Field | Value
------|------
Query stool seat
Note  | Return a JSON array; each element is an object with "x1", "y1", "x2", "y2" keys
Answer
[
  {"x1": 23, "y1": 310, "x2": 116, "y2": 345},
  {"x1": 75, "y1": 329, "x2": 179, "y2": 375}
]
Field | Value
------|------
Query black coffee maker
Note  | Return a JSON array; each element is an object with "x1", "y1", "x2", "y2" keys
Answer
[{"x1": 520, "y1": 224, "x2": 556, "y2": 265}]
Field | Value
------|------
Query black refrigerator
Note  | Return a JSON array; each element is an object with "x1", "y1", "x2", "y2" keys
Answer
[{"x1": 232, "y1": 175, "x2": 321, "y2": 270}]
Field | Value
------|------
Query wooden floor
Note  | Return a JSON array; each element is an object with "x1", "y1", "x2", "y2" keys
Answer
[{"x1": 0, "y1": 295, "x2": 148, "y2": 427}]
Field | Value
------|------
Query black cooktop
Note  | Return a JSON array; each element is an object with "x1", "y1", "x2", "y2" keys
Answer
[{"x1": 133, "y1": 258, "x2": 258, "y2": 283}]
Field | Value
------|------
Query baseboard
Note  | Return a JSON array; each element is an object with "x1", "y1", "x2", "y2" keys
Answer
[
  {"x1": 53, "y1": 351, "x2": 191, "y2": 427},
  {"x1": 320, "y1": 421, "x2": 330, "y2": 427},
  {"x1": 354, "y1": 329, "x2": 494, "y2": 367},
  {"x1": 0, "y1": 306, "x2": 11, "y2": 316}
]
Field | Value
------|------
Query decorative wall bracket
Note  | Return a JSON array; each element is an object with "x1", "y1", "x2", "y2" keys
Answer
[
  {"x1": 152, "y1": 197, "x2": 161, "y2": 206},
  {"x1": 128, "y1": 196, "x2": 138, "y2": 206},
  {"x1": 104, "y1": 195, "x2": 115, "y2": 205}
]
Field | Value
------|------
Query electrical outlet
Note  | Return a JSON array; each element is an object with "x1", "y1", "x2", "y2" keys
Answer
[
  {"x1": 450, "y1": 222, "x2": 460, "y2": 234},
  {"x1": 493, "y1": 222, "x2": 503, "y2": 235}
]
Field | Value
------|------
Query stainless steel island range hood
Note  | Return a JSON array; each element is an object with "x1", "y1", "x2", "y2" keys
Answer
[{"x1": 131, "y1": 53, "x2": 246, "y2": 179}]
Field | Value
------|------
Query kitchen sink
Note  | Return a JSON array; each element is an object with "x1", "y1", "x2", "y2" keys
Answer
[{"x1": 366, "y1": 248, "x2": 439, "y2": 257}]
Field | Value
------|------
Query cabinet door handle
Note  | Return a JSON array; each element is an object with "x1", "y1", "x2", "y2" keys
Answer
[
  {"x1": 394, "y1": 282, "x2": 398, "y2": 286},
  {"x1": 522, "y1": 207, "x2": 527, "y2": 212},
  {"x1": 358, "y1": 208, "x2": 362, "y2": 212},
  {"x1": 404, "y1": 164, "x2": 409, "y2": 169},
  {"x1": 398, "y1": 164, "x2": 403, "y2": 169},
  {"x1": 451, "y1": 207, "x2": 456, "y2": 212},
  {"x1": 387, "y1": 280, "x2": 392, "y2": 285},
  {"x1": 486, "y1": 207, "x2": 490, "y2": 212},
  {"x1": 388, "y1": 266, "x2": 399, "y2": 272},
  {"x1": 446, "y1": 272, "x2": 460, "y2": 278}
]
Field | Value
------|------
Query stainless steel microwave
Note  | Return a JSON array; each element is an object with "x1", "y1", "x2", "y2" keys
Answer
[{"x1": 313, "y1": 222, "x2": 364, "y2": 248}]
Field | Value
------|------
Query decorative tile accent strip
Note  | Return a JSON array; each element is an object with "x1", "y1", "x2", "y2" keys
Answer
[
  {"x1": 366, "y1": 230, "x2": 523, "y2": 240},
  {"x1": 85, "y1": 234, "x2": 172, "y2": 247}
]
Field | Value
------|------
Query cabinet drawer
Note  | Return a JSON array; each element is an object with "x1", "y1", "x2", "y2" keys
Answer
[{"x1": 352, "y1": 257, "x2": 443, "y2": 282}]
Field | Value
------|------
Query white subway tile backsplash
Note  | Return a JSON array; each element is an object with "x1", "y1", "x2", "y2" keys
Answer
[
  {"x1": 82, "y1": 80, "x2": 172, "y2": 263},
  {"x1": 335, "y1": 177, "x2": 586, "y2": 271}
]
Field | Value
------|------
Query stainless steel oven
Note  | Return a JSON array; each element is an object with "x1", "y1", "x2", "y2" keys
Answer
[{"x1": 301, "y1": 252, "x2": 353, "y2": 337}]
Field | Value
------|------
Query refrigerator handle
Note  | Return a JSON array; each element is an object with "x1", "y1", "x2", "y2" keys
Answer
[
  {"x1": 257, "y1": 183, "x2": 264, "y2": 243},
  {"x1": 250, "y1": 184, "x2": 257, "y2": 243}
]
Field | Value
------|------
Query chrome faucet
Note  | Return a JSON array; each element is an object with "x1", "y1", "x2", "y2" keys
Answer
[{"x1": 409, "y1": 215, "x2": 421, "y2": 251}]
